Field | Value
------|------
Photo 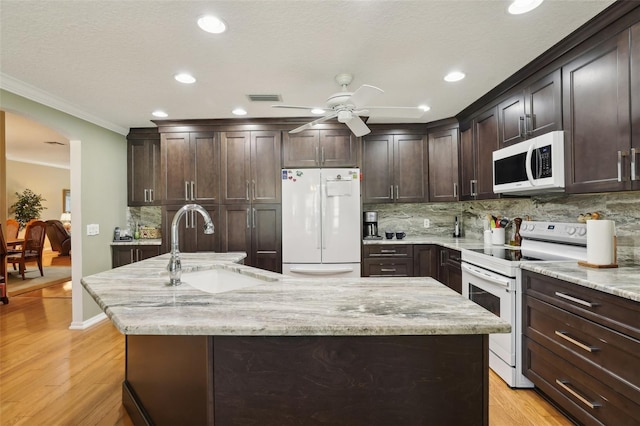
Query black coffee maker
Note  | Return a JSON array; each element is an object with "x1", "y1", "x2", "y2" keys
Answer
[{"x1": 363, "y1": 211, "x2": 382, "y2": 239}]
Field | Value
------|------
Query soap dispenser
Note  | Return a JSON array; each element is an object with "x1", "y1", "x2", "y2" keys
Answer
[{"x1": 453, "y1": 216, "x2": 461, "y2": 238}]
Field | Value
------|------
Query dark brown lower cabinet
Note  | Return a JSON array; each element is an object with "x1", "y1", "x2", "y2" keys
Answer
[
  {"x1": 413, "y1": 244, "x2": 438, "y2": 278},
  {"x1": 111, "y1": 244, "x2": 161, "y2": 268},
  {"x1": 124, "y1": 334, "x2": 490, "y2": 426},
  {"x1": 438, "y1": 247, "x2": 462, "y2": 294},
  {"x1": 362, "y1": 244, "x2": 413, "y2": 277},
  {"x1": 220, "y1": 204, "x2": 281, "y2": 273},
  {"x1": 522, "y1": 270, "x2": 640, "y2": 425}
]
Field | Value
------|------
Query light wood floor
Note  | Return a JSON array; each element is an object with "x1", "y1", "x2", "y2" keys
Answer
[{"x1": 1, "y1": 271, "x2": 572, "y2": 425}]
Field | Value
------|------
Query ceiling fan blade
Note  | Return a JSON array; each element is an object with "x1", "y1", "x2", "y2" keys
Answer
[
  {"x1": 272, "y1": 104, "x2": 321, "y2": 110},
  {"x1": 289, "y1": 113, "x2": 338, "y2": 134},
  {"x1": 347, "y1": 84, "x2": 384, "y2": 109},
  {"x1": 344, "y1": 115, "x2": 371, "y2": 137},
  {"x1": 365, "y1": 106, "x2": 425, "y2": 118}
]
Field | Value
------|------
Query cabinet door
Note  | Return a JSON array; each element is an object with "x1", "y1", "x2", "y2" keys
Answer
[
  {"x1": 252, "y1": 204, "x2": 281, "y2": 273},
  {"x1": 251, "y1": 131, "x2": 281, "y2": 203},
  {"x1": 474, "y1": 107, "x2": 500, "y2": 200},
  {"x1": 221, "y1": 132, "x2": 251, "y2": 204},
  {"x1": 192, "y1": 205, "x2": 220, "y2": 253},
  {"x1": 128, "y1": 139, "x2": 152, "y2": 206},
  {"x1": 112, "y1": 246, "x2": 134, "y2": 268},
  {"x1": 319, "y1": 129, "x2": 357, "y2": 167},
  {"x1": 526, "y1": 69, "x2": 562, "y2": 139},
  {"x1": 282, "y1": 131, "x2": 319, "y2": 168},
  {"x1": 428, "y1": 128, "x2": 459, "y2": 202},
  {"x1": 137, "y1": 245, "x2": 161, "y2": 261},
  {"x1": 162, "y1": 205, "x2": 193, "y2": 253},
  {"x1": 413, "y1": 245, "x2": 438, "y2": 278},
  {"x1": 459, "y1": 126, "x2": 475, "y2": 201},
  {"x1": 631, "y1": 23, "x2": 640, "y2": 189},
  {"x1": 191, "y1": 132, "x2": 219, "y2": 203},
  {"x1": 161, "y1": 133, "x2": 193, "y2": 203},
  {"x1": 563, "y1": 31, "x2": 630, "y2": 193},
  {"x1": 362, "y1": 135, "x2": 394, "y2": 203},
  {"x1": 394, "y1": 135, "x2": 428, "y2": 202},
  {"x1": 498, "y1": 94, "x2": 526, "y2": 146},
  {"x1": 220, "y1": 205, "x2": 253, "y2": 265}
]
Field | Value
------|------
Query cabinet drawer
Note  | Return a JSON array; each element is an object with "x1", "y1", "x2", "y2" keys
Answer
[
  {"x1": 524, "y1": 295, "x2": 640, "y2": 398},
  {"x1": 524, "y1": 337, "x2": 640, "y2": 426},
  {"x1": 363, "y1": 244, "x2": 413, "y2": 258},
  {"x1": 522, "y1": 270, "x2": 640, "y2": 340},
  {"x1": 363, "y1": 259, "x2": 413, "y2": 277}
]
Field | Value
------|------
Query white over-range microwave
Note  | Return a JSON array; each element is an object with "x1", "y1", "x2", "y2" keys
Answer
[{"x1": 493, "y1": 130, "x2": 565, "y2": 195}]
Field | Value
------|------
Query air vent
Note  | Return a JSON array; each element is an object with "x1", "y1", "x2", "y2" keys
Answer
[
  {"x1": 247, "y1": 94, "x2": 282, "y2": 102},
  {"x1": 44, "y1": 141, "x2": 65, "y2": 146}
]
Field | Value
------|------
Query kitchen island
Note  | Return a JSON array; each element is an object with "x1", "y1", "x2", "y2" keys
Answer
[{"x1": 82, "y1": 252, "x2": 510, "y2": 426}]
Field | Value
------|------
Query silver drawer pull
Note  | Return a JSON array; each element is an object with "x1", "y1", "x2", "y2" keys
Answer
[
  {"x1": 380, "y1": 268, "x2": 397, "y2": 272},
  {"x1": 554, "y1": 291, "x2": 595, "y2": 308},
  {"x1": 555, "y1": 379, "x2": 598, "y2": 410},
  {"x1": 380, "y1": 249, "x2": 397, "y2": 254},
  {"x1": 554, "y1": 331, "x2": 596, "y2": 353}
]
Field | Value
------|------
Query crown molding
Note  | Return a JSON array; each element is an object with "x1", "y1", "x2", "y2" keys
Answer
[{"x1": 0, "y1": 73, "x2": 128, "y2": 135}]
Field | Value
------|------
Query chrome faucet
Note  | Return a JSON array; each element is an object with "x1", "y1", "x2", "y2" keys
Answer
[{"x1": 167, "y1": 204, "x2": 215, "y2": 286}]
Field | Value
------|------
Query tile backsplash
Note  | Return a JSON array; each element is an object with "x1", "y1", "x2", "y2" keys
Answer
[{"x1": 366, "y1": 190, "x2": 640, "y2": 265}]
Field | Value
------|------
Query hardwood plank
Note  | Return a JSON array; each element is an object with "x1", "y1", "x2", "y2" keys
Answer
[{"x1": 0, "y1": 283, "x2": 571, "y2": 426}]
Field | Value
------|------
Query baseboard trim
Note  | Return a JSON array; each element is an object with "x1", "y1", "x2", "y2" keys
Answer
[{"x1": 69, "y1": 312, "x2": 107, "y2": 330}]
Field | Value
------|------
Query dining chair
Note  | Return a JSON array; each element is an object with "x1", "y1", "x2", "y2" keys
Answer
[
  {"x1": 0, "y1": 225, "x2": 9, "y2": 303},
  {"x1": 7, "y1": 220, "x2": 47, "y2": 280},
  {"x1": 6, "y1": 219, "x2": 19, "y2": 239}
]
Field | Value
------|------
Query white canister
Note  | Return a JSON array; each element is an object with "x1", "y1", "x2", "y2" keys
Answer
[
  {"x1": 484, "y1": 230, "x2": 492, "y2": 245},
  {"x1": 586, "y1": 220, "x2": 616, "y2": 265},
  {"x1": 491, "y1": 228, "x2": 506, "y2": 246}
]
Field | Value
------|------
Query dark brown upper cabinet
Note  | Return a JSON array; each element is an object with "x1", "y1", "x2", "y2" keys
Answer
[
  {"x1": 127, "y1": 128, "x2": 161, "y2": 206},
  {"x1": 563, "y1": 30, "x2": 632, "y2": 193},
  {"x1": 631, "y1": 22, "x2": 640, "y2": 188},
  {"x1": 160, "y1": 132, "x2": 220, "y2": 204},
  {"x1": 459, "y1": 107, "x2": 500, "y2": 201},
  {"x1": 161, "y1": 204, "x2": 220, "y2": 253},
  {"x1": 362, "y1": 133, "x2": 428, "y2": 204},
  {"x1": 283, "y1": 128, "x2": 357, "y2": 168},
  {"x1": 498, "y1": 70, "x2": 562, "y2": 146},
  {"x1": 428, "y1": 126, "x2": 459, "y2": 202},
  {"x1": 221, "y1": 131, "x2": 282, "y2": 204}
]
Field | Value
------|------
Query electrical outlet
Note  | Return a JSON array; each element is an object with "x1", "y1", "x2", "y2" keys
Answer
[
  {"x1": 87, "y1": 224, "x2": 100, "y2": 236},
  {"x1": 423, "y1": 219, "x2": 430, "y2": 228}
]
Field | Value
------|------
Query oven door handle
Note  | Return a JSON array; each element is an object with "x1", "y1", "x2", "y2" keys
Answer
[{"x1": 461, "y1": 263, "x2": 511, "y2": 288}]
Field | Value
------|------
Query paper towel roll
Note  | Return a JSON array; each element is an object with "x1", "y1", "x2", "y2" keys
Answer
[{"x1": 587, "y1": 220, "x2": 616, "y2": 265}]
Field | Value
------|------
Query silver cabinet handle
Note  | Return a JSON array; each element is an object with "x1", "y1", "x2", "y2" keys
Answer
[
  {"x1": 470, "y1": 179, "x2": 478, "y2": 196},
  {"x1": 191, "y1": 181, "x2": 195, "y2": 200},
  {"x1": 380, "y1": 268, "x2": 397, "y2": 273},
  {"x1": 518, "y1": 116, "x2": 524, "y2": 138},
  {"x1": 252, "y1": 180, "x2": 256, "y2": 201},
  {"x1": 246, "y1": 208, "x2": 250, "y2": 228},
  {"x1": 617, "y1": 151, "x2": 629, "y2": 182},
  {"x1": 252, "y1": 208, "x2": 256, "y2": 229},
  {"x1": 554, "y1": 291, "x2": 595, "y2": 308},
  {"x1": 526, "y1": 113, "x2": 533, "y2": 136},
  {"x1": 246, "y1": 181, "x2": 250, "y2": 201},
  {"x1": 380, "y1": 249, "x2": 397, "y2": 254},
  {"x1": 554, "y1": 331, "x2": 596, "y2": 353},
  {"x1": 390, "y1": 185, "x2": 394, "y2": 200},
  {"x1": 144, "y1": 189, "x2": 149, "y2": 203},
  {"x1": 632, "y1": 148, "x2": 638, "y2": 181},
  {"x1": 315, "y1": 146, "x2": 320, "y2": 165},
  {"x1": 149, "y1": 189, "x2": 154, "y2": 202},
  {"x1": 184, "y1": 208, "x2": 190, "y2": 228},
  {"x1": 453, "y1": 182, "x2": 458, "y2": 198},
  {"x1": 184, "y1": 181, "x2": 189, "y2": 201},
  {"x1": 130, "y1": 249, "x2": 134, "y2": 264},
  {"x1": 321, "y1": 147, "x2": 325, "y2": 165},
  {"x1": 395, "y1": 185, "x2": 399, "y2": 200},
  {"x1": 555, "y1": 380, "x2": 598, "y2": 410}
]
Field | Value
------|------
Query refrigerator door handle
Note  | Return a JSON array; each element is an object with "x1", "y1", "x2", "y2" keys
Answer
[
  {"x1": 315, "y1": 183, "x2": 322, "y2": 250},
  {"x1": 321, "y1": 181, "x2": 327, "y2": 249}
]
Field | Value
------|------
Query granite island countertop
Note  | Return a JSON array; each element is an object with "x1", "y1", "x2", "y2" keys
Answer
[{"x1": 81, "y1": 252, "x2": 510, "y2": 337}]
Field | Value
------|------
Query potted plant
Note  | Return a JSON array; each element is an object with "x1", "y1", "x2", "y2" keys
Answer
[{"x1": 10, "y1": 188, "x2": 47, "y2": 229}]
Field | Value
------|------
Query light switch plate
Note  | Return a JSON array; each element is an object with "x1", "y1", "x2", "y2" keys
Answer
[{"x1": 87, "y1": 224, "x2": 100, "y2": 236}]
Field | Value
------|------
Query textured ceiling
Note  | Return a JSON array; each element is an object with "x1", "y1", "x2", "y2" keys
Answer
[{"x1": 1, "y1": 0, "x2": 616, "y2": 167}]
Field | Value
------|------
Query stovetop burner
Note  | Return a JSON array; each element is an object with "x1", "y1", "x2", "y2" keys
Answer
[{"x1": 466, "y1": 247, "x2": 546, "y2": 261}]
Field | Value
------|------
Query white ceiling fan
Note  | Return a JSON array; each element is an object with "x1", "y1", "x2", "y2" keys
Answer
[{"x1": 272, "y1": 73, "x2": 425, "y2": 137}]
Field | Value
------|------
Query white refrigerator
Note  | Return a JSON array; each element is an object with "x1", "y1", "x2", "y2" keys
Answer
[{"x1": 282, "y1": 168, "x2": 361, "y2": 277}]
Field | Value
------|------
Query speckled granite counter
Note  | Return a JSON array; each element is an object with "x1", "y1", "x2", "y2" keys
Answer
[
  {"x1": 81, "y1": 252, "x2": 510, "y2": 336},
  {"x1": 521, "y1": 262, "x2": 640, "y2": 303},
  {"x1": 110, "y1": 238, "x2": 162, "y2": 246},
  {"x1": 364, "y1": 235, "x2": 486, "y2": 251}
]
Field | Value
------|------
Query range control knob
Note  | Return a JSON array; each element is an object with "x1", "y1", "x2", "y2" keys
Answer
[
  {"x1": 577, "y1": 227, "x2": 587, "y2": 237},
  {"x1": 566, "y1": 226, "x2": 576, "y2": 235}
]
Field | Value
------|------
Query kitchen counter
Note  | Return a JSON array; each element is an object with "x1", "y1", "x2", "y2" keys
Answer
[
  {"x1": 82, "y1": 252, "x2": 509, "y2": 336},
  {"x1": 364, "y1": 235, "x2": 487, "y2": 251},
  {"x1": 521, "y1": 262, "x2": 640, "y2": 303},
  {"x1": 110, "y1": 238, "x2": 162, "y2": 246}
]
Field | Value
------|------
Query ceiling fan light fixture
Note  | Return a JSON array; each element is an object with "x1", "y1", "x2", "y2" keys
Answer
[
  {"x1": 198, "y1": 15, "x2": 227, "y2": 34},
  {"x1": 152, "y1": 110, "x2": 168, "y2": 118},
  {"x1": 337, "y1": 110, "x2": 353, "y2": 123},
  {"x1": 174, "y1": 73, "x2": 196, "y2": 84},
  {"x1": 508, "y1": 0, "x2": 544, "y2": 15},
  {"x1": 232, "y1": 107, "x2": 247, "y2": 116},
  {"x1": 311, "y1": 108, "x2": 325, "y2": 115},
  {"x1": 444, "y1": 71, "x2": 466, "y2": 82}
]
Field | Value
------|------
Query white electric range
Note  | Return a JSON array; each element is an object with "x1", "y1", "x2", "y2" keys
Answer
[{"x1": 461, "y1": 221, "x2": 588, "y2": 388}]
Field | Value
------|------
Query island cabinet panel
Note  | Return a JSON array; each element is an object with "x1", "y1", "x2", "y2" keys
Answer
[
  {"x1": 124, "y1": 334, "x2": 489, "y2": 425},
  {"x1": 282, "y1": 128, "x2": 356, "y2": 168},
  {"x1": 563, "y1": 30, "x2": 631, "y2": 194},
  {"x1": 522, "y1": 270, "x2": 640, "y2": 425},
  {"x1": 428, "y1": 126, "x2": 459, "y2": 202}
]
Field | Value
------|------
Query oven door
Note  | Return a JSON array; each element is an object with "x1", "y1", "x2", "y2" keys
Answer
[{"x1": 461, "y1": 262, "x2": 516, "y2": 366}]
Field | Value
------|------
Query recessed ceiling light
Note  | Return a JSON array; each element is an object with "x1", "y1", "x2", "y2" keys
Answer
[
  {"x1": 232, "y1": 108, "x2": 247, "y2": 116},
  {"x1": 152, "y1": 110, "x2": 168, "y2": 118},
  {"x1": 174, "y1": 73, "x2": 196, "y2": 84},
  {"x1": 444, "y1": 71, "x2": 466, "y2": 82},
  {"x1": 311, "y1": 108, "x2": 325, "y2": 115},
  {"x1": 508, "y1": 0, "x2": 544, "y2": 15},
  {"x1": 419, "y1": 105, "x2": 431, "y2": 112},
  {"x1": 198, "y1": 15, "x2": 227, "y2": 34}
]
